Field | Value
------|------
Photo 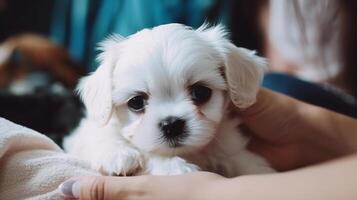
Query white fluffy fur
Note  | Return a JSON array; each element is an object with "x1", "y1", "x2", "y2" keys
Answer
[{"x1": 64, "y1": 23, "x2": 274, "y2": 177}]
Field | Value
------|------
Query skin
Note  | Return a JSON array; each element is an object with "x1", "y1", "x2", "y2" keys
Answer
[
  {"x1": 241, "y1": 89, "x2": 357, "y2": 171},
  {"x1": 61, "y1": 88, "x2": 357, "y2": 200}
]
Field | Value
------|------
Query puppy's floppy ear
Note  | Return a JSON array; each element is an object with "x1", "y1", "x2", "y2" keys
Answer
[
  {"x1": 197, "y1": 24, "x2": 266, "y2": 109},
  {"x1": 76, "y1": 35, "x2": 124, "y2": 125},
  {"x1": 223, "y1": 45, "x2": 266, "y2": 108}
]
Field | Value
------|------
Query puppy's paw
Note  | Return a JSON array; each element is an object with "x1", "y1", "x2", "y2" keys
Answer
[
  {"x1": 168, "y1": 160, "x2": 200, "y2": 175},
  {"x1": 146, "y1": 156, "x2": 200, "y2": 175},
  {"x1": 95, "y1": 147, "x2": 145, "y2": 176}
]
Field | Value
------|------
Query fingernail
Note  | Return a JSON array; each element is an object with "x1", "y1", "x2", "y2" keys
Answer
[
  {"x1": 59, "y1": 179, "x2": 77, "y2": 198},
  {"x1": 72, "y1": 179, "x2": 81, "y2": 198}
]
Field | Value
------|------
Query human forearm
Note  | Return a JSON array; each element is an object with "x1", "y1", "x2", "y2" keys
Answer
[
  {"x1": 238, "y1": 88, "x2": 357, "y2": 169},
  {"x1": 298, "y1": 99, "x2": 357, "y2": 153},
  {"x1": 242, "y1": 88, "x2": 357, "y2": 148},
  {"x1": 58, "y1": 155, "x2": 357, "y2": 200},
  {"x1": 207, "y1": 154, "x2": 357, "y2": 200}
]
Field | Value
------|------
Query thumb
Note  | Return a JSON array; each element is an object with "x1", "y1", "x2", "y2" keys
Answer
[{"x1": 59, "y1": 176, "x2": 118, "y2": 200}]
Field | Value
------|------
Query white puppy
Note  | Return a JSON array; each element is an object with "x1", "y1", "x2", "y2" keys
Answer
[{"x1": 64, "y1": 23, "x2": 275, "y2": 177}]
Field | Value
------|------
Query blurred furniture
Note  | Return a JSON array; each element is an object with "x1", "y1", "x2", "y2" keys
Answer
[
  {"x1": 0, "y1": 34, "x2": 85, "y2": 93},
  {"x1": 0, "y1": 91, "x2": 84, "y2": 146}
]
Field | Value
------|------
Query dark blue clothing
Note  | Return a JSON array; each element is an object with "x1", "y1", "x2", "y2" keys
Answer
[{"x1": 263, "y1": 73, "x2": 357, "y2": 118}]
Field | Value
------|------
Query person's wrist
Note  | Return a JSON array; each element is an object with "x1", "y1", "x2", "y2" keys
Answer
[
  {"x1": 190, "y1": 173, "x2": 228, "y2": 200},
  {"x1": 199, "y1": 175, "x2": 254, "y2": 200}
]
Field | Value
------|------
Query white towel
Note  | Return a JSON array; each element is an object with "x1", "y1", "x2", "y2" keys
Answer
[{"x1": 0, "y1": 118, "x2": 99, "y2": 200}]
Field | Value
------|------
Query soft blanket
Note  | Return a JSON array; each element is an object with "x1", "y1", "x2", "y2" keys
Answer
[{"x1": 0, "y1": 118, "x2": 99, "y2": 200}]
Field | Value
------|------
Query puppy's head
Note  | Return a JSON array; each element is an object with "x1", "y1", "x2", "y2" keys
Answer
[{"x1": 78, "y1": 23, "x2": 265, "y2": 155}]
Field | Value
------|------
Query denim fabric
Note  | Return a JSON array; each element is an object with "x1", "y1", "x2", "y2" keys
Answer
[{"x1": 263, "y1": 73, "x2": 357, "y2": 118}]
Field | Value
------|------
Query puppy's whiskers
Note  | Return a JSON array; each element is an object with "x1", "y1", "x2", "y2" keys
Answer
[{"x1": 154, "y1": 135, "x2": 166, "y2": 147}]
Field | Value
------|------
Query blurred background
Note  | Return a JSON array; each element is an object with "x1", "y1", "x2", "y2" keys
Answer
[{"x1": 0, "y1": 0, "x2": 356, "y2": 145}]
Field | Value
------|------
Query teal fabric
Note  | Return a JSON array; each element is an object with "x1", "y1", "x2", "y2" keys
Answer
[
  {"x1": 50, "y1": 0, "x2": 69, "y2": 45},
  {"x1": 50, "y1": 0, "x2": 228, "y2": 71},
  {"x1": 69, "y1": 0, "x2": 89, "y2": 62}
]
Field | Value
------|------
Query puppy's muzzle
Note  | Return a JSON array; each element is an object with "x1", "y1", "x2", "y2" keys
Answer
[{"x1": 158, "y1": 116, "x2": 187, "y2": 146}]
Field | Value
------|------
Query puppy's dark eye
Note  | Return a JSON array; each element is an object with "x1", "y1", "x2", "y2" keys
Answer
[
  {"x1": 127, "y1": 95, "x2": 147, "y2": 112},
  {"x1": 190, "y1": 83, "x2": 212, "y2": 105}
]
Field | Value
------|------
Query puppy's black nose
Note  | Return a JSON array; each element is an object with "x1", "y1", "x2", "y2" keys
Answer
[{"x1": 159, "y1": 116, "x2": 186, "y2": 139}]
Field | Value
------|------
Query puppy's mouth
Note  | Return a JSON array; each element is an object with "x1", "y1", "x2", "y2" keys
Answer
[{"x1": 164, "y1": 133, "x2": 189, "y2": 148}]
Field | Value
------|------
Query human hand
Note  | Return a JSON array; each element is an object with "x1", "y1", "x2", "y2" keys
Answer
[
  {"x1": 59, "y1": 172, "x2": 223, "y2": 200},
  {"x1": 235, "y1": 88, "x2": 356, "y2": 171}
]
